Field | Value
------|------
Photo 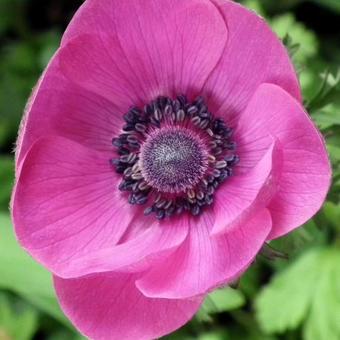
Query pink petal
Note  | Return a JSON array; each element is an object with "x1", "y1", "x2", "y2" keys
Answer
[
  {"x1": 203, "y1": 0, "x2": 301, "y2": 124},
  {"x1": 54, "y1": 272, "x2": 203, "y2": 340},
  {"x1": 235, "y1": 83, "x2": 331, "y2": 239},
  {"x1": 15, "y1": 57, "x2": 124, "y2": 171},
  {"x1": 212, "y1": 142, "x2": 281, "y2": 235},
  {"x1": 136, "y1": 209, "x2": 272, "y2": 299},
  {"x1": 12, "y1": 136, "x2": 188, "y2": 277},
  {"x1": 58, "y1": 0, "x2": 228, "y2": 104},
  {"x1": 56, "y1": 216, "x2": 189, "y2": 278}
]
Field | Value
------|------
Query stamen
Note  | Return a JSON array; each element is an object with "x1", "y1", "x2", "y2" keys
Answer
[{"x1": 110, "y1": 95, "x2": 239, "y2": 219}]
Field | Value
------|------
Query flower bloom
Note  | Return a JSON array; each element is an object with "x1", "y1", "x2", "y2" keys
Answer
[{"x1": 11, "y1": 0, "x2": 331, "y2": 339}]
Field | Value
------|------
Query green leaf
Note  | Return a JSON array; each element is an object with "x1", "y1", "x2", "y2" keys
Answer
[
  {"x1": 243, "y1": 0, "x2": 265, "y2": 16},
  {"x1": 312, "y1": 105, "x2": 340, "y2": 130},
  {"x1": 46, "y1": 329, "x2": 87, "y2": 340},
  {"x1": 255, "y1": 248, "x2": 323, "y2": 333},
  {"x1": 270, "y1": 14, "x2": 318, "y2": 63},
  {"x1": 307, "y1": 69, "x2": 340, "y2": 113},
  {"x1": 327, "y1": 144, "x2": 340, "y2": 164},
  {"x1": 0, "y1": 213, "x2": 71, "y2": 328},
  {"x1": 322, "y1": 201, "x2": 340, "y2": 232},
  {"x1": 0, "y1": 157, "x2": 14, "y2": 211},
  {"x1": 303, "y1": 249, "x2": 340, "y2": 340},
  {"x1": 0, "y1": 293, "x2": 38, "y2": 340},
  {"x1": 197, "y1": 287, "x2": 245, "y2": 322},
  {"x1": 255, "y1": 248, "x2": 340, "y2": 340},
  {"x1": 198, "y1": 330, "x2": 230, "y2": 340}
]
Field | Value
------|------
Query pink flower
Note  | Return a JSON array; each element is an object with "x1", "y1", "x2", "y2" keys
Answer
[{"x1": 11, "y1": 0, "x2": 331, "y2": 339}]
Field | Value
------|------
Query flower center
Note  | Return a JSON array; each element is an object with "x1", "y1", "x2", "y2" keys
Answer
[
  {"x1": 140, "y1": 127, "x2": 208, "y2": 194},
  {"x1": 111, "y1": 95, "x2": 239, "y2": 219}
]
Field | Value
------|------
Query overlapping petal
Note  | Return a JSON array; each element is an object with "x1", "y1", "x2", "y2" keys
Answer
[
  {"x1": 15, "y1": 58, "x2": 125, "y2": 171},
  {"x1": 136, "y1": 209, "x2": 272, "y2": 299},
  {"x1": 13, "y1": 136, "x2": 188, "y2": 278},
  {"x1": 212, "y1": 142, "x2": 280, "y2": 235},
  {"x1": 16, "y1": 0, "x2": 228, "y2": 172},
  {"x1": 235, "y1": 83, "x2": 331, "y2": 239},
  {"x1": 56, "y1": 216, "x2": 190, "y2": 278},
  {"x1": 58, "y1": 0, "x2": 228, "y2": 104},
  {"x1": 54, "y1": 272, "x2": 203, "y2": 340},
  {"x1": 11, "y1": 1, "x2": 332, "y2": 338},
  {"x1": 203, "y1": 0, "x2": 301, "y2": 124}
]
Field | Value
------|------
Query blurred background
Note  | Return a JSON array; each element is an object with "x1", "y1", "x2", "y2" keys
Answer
[{"x1": 0, "y1": 0, "x2": 340, "y2": 339}]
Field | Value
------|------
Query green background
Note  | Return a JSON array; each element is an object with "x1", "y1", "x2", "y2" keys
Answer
[{"x1": 0, "y1": 0, "x2": 340, "y2": 339}]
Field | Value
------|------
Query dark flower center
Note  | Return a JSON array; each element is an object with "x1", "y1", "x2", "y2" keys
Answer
[
  {"x1": 140, "y1": 127, "x2": 208, "y2": 194},
  {"x1": 111, "y1": 95, "x2": 239, "y2": 219}
]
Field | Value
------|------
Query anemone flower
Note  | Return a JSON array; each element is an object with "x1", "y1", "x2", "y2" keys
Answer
[{"x1": 11, "y1": 0, "x2": 331, "y2": 339}]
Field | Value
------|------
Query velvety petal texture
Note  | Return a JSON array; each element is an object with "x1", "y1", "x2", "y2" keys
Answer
[
  {"x1": 11, "y1": 0, "x2": 331, "y2": 339},
  {"x1": 15, "y1": 58, "x2": 124, "y2": 170},
  {"x1": 234, "y1": 84, "x2": 331, "y2": 239},
  {"x1": 204, "y1": 0, "x2": 301, "y2": 124},
  {"x1": 54, "y1": 272, "x2": 203, "y2": 340},
  {"x1": 212, "y1": 142, "x2": 280, "y2": 235},
  {"x1": 13, "y1": 136, "x2": 188, "y2": 277},
  {"x1": 137, "y1": 209, "x2": 272, "y2": 299},
  {"x1": 16, "y1": 0, "x2": 228, "y2": 168},
  {"x1": 58, "y1": 0, "x2": 228, "y2": 104}
]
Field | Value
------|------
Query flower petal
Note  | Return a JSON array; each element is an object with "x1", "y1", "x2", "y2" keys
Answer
[
  {"x1": 58, "y1": 0, "x2": 228, "y2": 104},
  {"x1": 54, "y1": 272, "x2": 203, "y2": 340},
  {"x1": 15, "y1": 57, "x2": 124, "y2": 171},
  {"x1": 212, "y1": 141, "x2": 280, "y2": 235},
  {"x1": 12, "y1": 136, "x2": 187, "y2": 277},
  {"x1": 136, "y1": 209, "x2": 272, "y2": 299},
  {"x1": 57, "y1": 216, "x2": 189, "y2": 278},
  {"x1": 235, "y1": 83, "x2": 331, "y2": 239},
  {"x1": 203, "y1": 0, "x2": 301, "y2": 124}
]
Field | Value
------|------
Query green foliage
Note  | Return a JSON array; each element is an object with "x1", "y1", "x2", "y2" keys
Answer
[
  {"x1": 197, "y1": 287, "x2": 246, "y2": 322},
  {"x1": 303, "y1": 249, "x2": 340, "y2": 340},
  {"x1": 271, "y1": 13, "x2": 319, "y2": 62},
  {"x1": 0, "y1": 293, "x2": 38, "y2": 340},
  {"x1": 255, "y1": 248, "x2": 323, "y2": 333},
  {"x1": 255, "y1": 248, "x2": 340, "y2": 340},
  {"x1": 321, "y1": 202, "x2": 340, "y2": 232},
  {"x1": 0, "y1": 157, "x2": 14, "y2": 211},
  {"x1": 307, "y1": 70, "x2": 340, "y2": 114},
  {"x1": 0, "y1": 213, "x2": 70, "y2": 328}
]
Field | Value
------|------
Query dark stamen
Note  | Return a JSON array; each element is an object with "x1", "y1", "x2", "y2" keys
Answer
[{"x1": 111, "y1": 95, "x2": 238, "y2": 219}]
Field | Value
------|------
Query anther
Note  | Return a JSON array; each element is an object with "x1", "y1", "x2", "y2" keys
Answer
[
  {"x1": 132, "y1": 163, "x2": 140, "y2": 173},
  {"x1": 124, "y1": 167, "x2": 133, "y2": 177},
  {"x1": 213, "y1": 169, "x2": 221, "y2": 178},
  {"x1": 156, "y1": 209, "x2": 165, "y2": 220},
  {"x1": 144, "y1": 206, "x2": 154, "y2": 216},
  {"x1": 208, "y1": 155, "x2": 216, "y2": 163},
  {"x1": 215, "y1": 160, "x2": 227, "y2": 169},
  {"x1": 131, "y1": 172, "x2": 143, "y2": 180},
  {"x1": 191, "y1": 205, "x2": 200, "y2": 216},
  {"x1": 112, "y1": 95, "x2": 238, "y2": 219},
  {"x1": 164, "y1": 105, "x2": 172, "y2": 115},
  {"x1": 138, "y1": 181, "x2": 150, "y2": 191},
  {"x1": 127, "y1": 135, "x2": 138, "y2": 144},
  {"x1": 187, "y1": 106, "x2": 198, "y2": 115},
  {"x1": 187, "y1": 189, "x2": 195, "y2": 199},
  {"x1": 135, "y1": 123, "x2": 147, "y2": 133},
  {"x1": 176, "y1": 109, "x2": 185, "y2": 122},
  {"x1": 206, "y1": 128, "x2": 214, "y2": 137},
  {"x1": 154, "y1": 109, "x2": 162, "y2": 122},
  {"x1": 191, "y1": 116, "x2": 201, "y2": 126}
]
